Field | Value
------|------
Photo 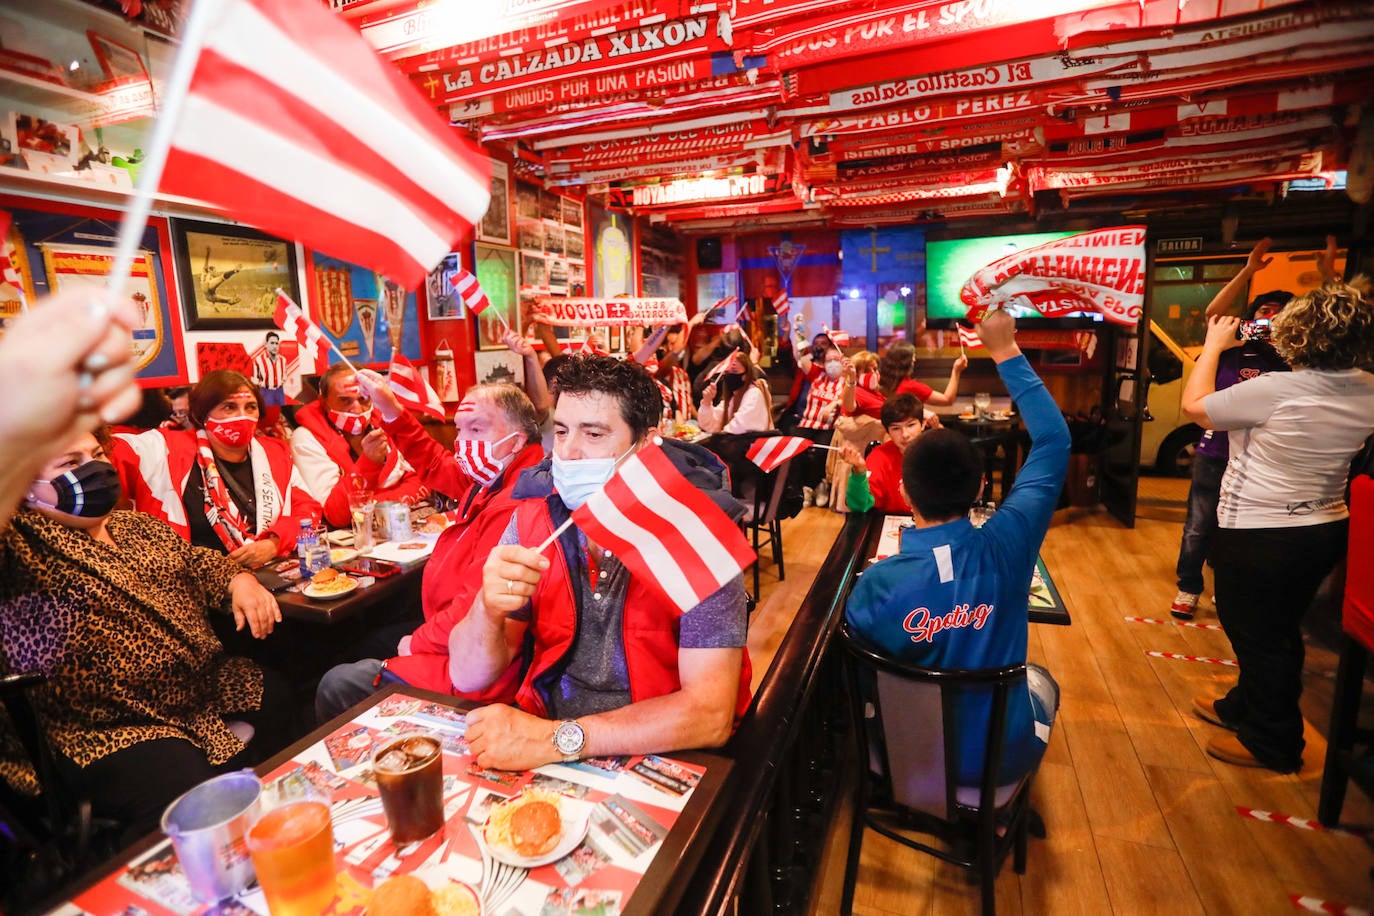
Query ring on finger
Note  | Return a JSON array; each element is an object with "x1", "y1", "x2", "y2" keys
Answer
[{"x1": 505, "y1": 579, "x2": 516, "y2": 595}]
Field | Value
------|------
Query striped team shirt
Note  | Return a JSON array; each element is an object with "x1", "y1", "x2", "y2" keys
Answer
[
  {"x1": 799, "y1": 369, "x2": 845, "y2": 430},
  {"x1": 252, "y1": 352, "x2": 288, "y2": 390},
  {"x1": 667, "y1": 366, "x2": 692, "y2": 420}
]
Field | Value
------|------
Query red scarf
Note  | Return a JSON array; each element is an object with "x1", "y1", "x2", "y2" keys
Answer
[{"x1": 194, "y1": 429, "x2": 252, "y2": 550}]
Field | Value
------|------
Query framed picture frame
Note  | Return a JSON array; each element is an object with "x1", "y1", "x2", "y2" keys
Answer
[
  {"x1": 477, "y1": 159, "x2": 512, "y2": 246},
  {"x1": 172, "y1": 219, "x2": 300, "y2": 329},
  {"x1": 475, "y1": 244, "x2": 519, "y2": 350},
  {"x1": 87, "y1": 30, "x2": 149, "y2": 83}
]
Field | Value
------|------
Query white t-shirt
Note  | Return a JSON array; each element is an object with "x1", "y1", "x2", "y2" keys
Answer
[{"x1": 1204, "y1": 367, "x2": 1374, "y2": 528}]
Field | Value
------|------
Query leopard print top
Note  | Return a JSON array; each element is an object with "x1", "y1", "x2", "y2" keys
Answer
[{"x1": 0, "y1": 509, "x2": 263, "y2": 795}]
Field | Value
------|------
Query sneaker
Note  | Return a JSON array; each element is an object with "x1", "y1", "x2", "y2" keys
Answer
[
  {"x1": 814, "y1": 480, "x2": 830, "y2": 508},
  {"x1": 1192, "y1": 695, "x2": 1235, "y2": 730},
  {"x1": 801, "y1": 486, "x2": 815, "y2": 507},
  {"x1": 1170, "y1": 591, "x2": 1199, "y2": 620}
]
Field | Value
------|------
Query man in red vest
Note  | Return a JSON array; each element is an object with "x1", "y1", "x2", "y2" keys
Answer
[
  {"x1": 290, "y1": 363, "x2": 428, "y2": 528},
  {"x1": 449, "y1": 355, "x2": 752, "y2": 771}
]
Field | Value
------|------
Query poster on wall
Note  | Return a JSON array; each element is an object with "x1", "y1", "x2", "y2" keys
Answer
[
  {"x1": 425, "y1": 252, "x2": 465, "y2": 319},
  {"x1": 172, "y1": 219, "x2": 299, "y2": 329},
  {"x1": 41, "y1": 243, "x2": 163, "y2": 372},
  {"x1": 475, "y1": 244, "x2": 519, "y2": 350},
  {"x1": 473, "y1": 349, "x2": 523, "y2": 387},
  {"x1": 590, "y1": 203, "x2": 632, "y2": 298},
  {"x1": 1, "y1": 220, "x2": 36, "y2": 327},
  {"x1": 310, "y1": 251, "x2": 422, "y2": 365},
  {"x1": 4, "y1": 204, "x2": 184, "y2": 382},
  {"x1": 477, "y1": 159, "x2": 512, "y2": 246},
  {"x1": 640, "y1": 221, "x2": 683, "y2": 299}
]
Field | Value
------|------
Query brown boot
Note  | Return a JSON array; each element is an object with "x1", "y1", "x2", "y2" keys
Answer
[{"x1": 1193, "y1": 695, "x2": 1235, "y2": 730}]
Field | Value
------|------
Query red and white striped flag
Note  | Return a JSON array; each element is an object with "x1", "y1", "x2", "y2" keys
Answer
[
  {"x1": 708, "y1": 295, "x2": 738, "y2": 316},
  {"x1": 451, "y1": 269, "x2": 490, "y2": 315},
  {"x1": 830, "y1": 329, "x2": 851, "y2": 347},
  {"x1": 158, "y1": 0, "x2": 490, "y2": 291},
  {"x1": 746, "y1": 435, "x2": 813, "y2": 473},
  {"x1": 388, "y1": 353, "x2": 444, "y2": 420},
  {"x1": 273, "y1": 292, "x2": 328, "y2": 372},
  {"x1": 570, "y1": 443, "x2": 755, "y2": 614},
  {"x1": 958, "y1": 323, "x2": 985, "y2": 349},
  {"x1": 772, "y1": 291, "x2": 789, "y2": 316}
]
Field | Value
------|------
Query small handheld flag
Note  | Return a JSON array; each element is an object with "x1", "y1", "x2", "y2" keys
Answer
[
  {"x1": 273, "y1": 291, "x2": 329, "y2": 373},
  {"x1": 958, "y1": 323, "x2": 984, "y2": 351},
  {"x1": 746, "y1": 436, "x2": 814, "y2": 473},
  {"x1": 772, "y1": 291, "x2": 789, "y2": 316},
  {"x1": 388, "y1": 353, "x2": 445, "y2": 420},
  {"x1": 569, "y1": 442, "x2": 755, "y2": 613},
  {"x1": 451, "y1": 269, "x2": 490, "y2": 315}
]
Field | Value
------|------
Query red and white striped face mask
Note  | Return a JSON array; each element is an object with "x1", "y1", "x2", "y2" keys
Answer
[
  {"x1": 328, "y1": 406, "x2": 373, "y2": 436},
  {"x1": 453, "y1": 431, "x2": 519, "y2": 487}
]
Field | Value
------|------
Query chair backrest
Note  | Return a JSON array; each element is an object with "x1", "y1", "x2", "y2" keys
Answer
[
  {"x1": 840, "y1": 622, "x2": 1027, "y2": 820},
  {"x1": 750, "y1": 456, "x2": 794, "y2": 526}
]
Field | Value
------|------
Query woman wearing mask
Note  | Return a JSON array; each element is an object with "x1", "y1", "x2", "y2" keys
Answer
[
  {"x1": 111, "y1": 370, "x2": 319, "y2": 567},
  {"x1": 1183, "y1": 276, "x2": 1374, "y2": 773},
  {"x1": 1, "y1": 429, "x2": 291, "y2": 843},
  {"x1": 793, "y1": 343, "x2": 848, "y2": 506},
  {"x1": 697, "y1": 332, "x2": 773, "y2": 435}
]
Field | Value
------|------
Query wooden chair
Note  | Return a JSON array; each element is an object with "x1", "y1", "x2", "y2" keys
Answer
[
  {"x1": 737, "y1": 454, "x2": 795, "y2": 599},
  {"x1": 837, "y1": 624, "x2": 1041, "y2": 916}
]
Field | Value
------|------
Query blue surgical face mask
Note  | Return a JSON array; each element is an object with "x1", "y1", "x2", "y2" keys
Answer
[{"x1": 551, "y1": 449, "x2": 625, "y2": 510}]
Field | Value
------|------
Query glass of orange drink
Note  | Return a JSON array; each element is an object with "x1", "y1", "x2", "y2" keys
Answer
[{"x1": 245, "y1": 782, "x2": 337, "y2": 916}]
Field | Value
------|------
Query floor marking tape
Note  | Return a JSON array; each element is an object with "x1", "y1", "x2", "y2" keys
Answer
[
  {"x1": 1290, "y1": 894, "x2": 1372, "y2": 915},
  {"x1": 1123, "y1": 616, "x2": 1224, "y2": 631},
  {"x1": 1145, "y1": 651, "x2": 1238, "y2": 666},
  {"x1": 1238, "y1": 807, "x2": 1370, "y2": 839}
]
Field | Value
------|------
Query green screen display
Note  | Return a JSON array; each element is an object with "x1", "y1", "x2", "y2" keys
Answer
[{"x1": 926, "y1": 231, "x2": 1081, "y2": 320}]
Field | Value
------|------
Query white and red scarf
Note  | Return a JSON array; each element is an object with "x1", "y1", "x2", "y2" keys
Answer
[{"x1": 194, "y1": 429, "x2": 253, "y2": 550}]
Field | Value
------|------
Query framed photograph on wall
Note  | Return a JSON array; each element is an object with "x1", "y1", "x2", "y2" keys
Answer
[
  {"x1": 475, "y1": 243, "x2": 519, "y2": 350},
  {"x1": 172, "y1": 219, "x2": 299, "y2": 329},
  {"x1": 87, "y1": 31, "x2": 149, "y2": 82},
  {"x1": 477, "y1": 159, "x2": 512, "y2": 246}
]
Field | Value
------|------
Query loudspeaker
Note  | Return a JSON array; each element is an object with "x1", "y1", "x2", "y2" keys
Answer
[{"x1": 697, "y1": 236, "x2": 722, "y2": 270}]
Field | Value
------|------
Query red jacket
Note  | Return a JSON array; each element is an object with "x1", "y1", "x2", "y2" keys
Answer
[
  {"x1": 110, "y1": 428, "x2": 319, "y2": 555},
  {"x1": 384, "y1": 442, "x2": 546, "y2": 699},
  {"x1": 379, "y1": 410, "x2": 480, "y2": 510},
  {"x1": 510, "y1": 459, "x2": 753, "y2": 725},
  {"x1": 290, "y1": 401, "x2": 428, "y2": 528}
]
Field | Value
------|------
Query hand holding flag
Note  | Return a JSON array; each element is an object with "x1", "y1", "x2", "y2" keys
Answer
[
  {"x1": 387, "y1": 353, "x2": 445, "y2": 420},
  {"x1": 273, "y1": 291, "x2": 330, "y2": 374}
]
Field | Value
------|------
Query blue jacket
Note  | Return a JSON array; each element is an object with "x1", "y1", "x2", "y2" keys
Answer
[{"x1": 845, "y1": 355, "x2": 1070, "y2": 784}]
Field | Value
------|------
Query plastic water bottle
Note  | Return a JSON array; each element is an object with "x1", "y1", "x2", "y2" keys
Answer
[
  {"x1": 307, "y1": 532, "x2": 332, "y2": 575},
  {"x1": 297, "y1": 518, "x2": 315, "y2": 577}
]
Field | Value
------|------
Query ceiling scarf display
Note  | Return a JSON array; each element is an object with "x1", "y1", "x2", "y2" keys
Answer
[{"x1": 959, "y1": 227, "x2": 1147, "y2": 326}]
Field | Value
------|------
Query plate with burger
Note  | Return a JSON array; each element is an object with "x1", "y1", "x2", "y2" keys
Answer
[
  {"x1": 482, "y1": 788, "x2": 591, "y2": 868},
  {"x1": 367, "y1": 873, "x2": 480, "y2": 916},
  {"x1": 303, "y1": 568, "x2": 359, "y2": 600}
]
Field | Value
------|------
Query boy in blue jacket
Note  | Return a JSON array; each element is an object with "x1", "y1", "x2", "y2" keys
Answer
[{"x1": 845, "y1": 309, "x2": 1069, "y2": 785}]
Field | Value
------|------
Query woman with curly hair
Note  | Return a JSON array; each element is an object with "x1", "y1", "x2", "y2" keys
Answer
[{"x1": 1182, "y1": 274, "x2": 1374, "y2": 772}]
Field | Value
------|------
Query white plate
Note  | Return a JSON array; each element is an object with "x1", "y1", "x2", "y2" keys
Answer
[
  {"x1": 326, "y1": 530, "x2": 355, "y2": 546},
  {"x1": 302, "y1": 576, "x2": 359, "y2": 600},
  {"x1": 483, "y1": 799, "x2": 591, "y2": 868}
]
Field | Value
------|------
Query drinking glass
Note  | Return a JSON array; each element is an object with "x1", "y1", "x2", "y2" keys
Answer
[
  {"x1": 973, "y1": 392, "x2": 993, "y2": 420},
  {"x1": 245, "y1": 782, "x2": 336, "y2": 916},
  {"x1": 372, "y1": 732, "x2": 445, "y2": 843},
  {"x1": 969, "y1": 500, "x2": 996, "y2": 527},
  {"x1": 348, "y1": 493, "x2": 376, "y2": 551}
]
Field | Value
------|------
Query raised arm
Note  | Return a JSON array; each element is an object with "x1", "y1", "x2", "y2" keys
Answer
[
  {"x1": 1207, "y1": 238, "x2": 1273, "y2": 318},
  {"x1": 921, "y1": 355, "x2": 968, "y2": 407}
]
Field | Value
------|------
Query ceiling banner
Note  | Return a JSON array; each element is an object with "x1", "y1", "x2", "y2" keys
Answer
[
  {"x1": 408, "y1": 13, "x2": 737, "y2": 105},
  {"x1": 799, "y1": 92, "x2": 1045, "y2": 139},
  {"x1": 607, "y1": 172, "x2": 789, "y2": 210},
  {"x1": 542, "y1": 121, "x2": 788, "y2": 169},
  {"x1": 532, "y1": 296, "x2": 687, "y2": 327},
  {"x1": 1032, "y1": 151, "x2": 1324, "y2": 192},
  {"x1": 461, "y1": 71, "x2": 780, "y2": 122}
]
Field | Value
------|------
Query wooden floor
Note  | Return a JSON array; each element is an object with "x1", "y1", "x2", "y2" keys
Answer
[{"x1": 743, "y1": 479, "x2": 1374, "y2": 916}]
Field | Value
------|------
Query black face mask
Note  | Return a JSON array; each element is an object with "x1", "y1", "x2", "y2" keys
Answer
[{"x1": 33, "y1": 460, "x2": 122, "y2": 518}]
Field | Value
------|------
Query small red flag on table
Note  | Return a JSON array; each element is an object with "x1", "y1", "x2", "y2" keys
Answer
[
  {"x1": 746, "y1": 436, "x2": 813, "y2": 474},
  {"x1": 570, "y1": 443, "x2": 755, "y2": 614},
  {"x1": 387, "y1": 353, "x2": 444, "y2": 420}
]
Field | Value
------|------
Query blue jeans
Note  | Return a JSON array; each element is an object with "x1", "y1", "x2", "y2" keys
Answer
[
  {"x1": 1175, "y1": 453, "x2": 1227, "y2": 595},
  {"x1": 314, "y1": 659, "x2": 405, "y2": 725}
]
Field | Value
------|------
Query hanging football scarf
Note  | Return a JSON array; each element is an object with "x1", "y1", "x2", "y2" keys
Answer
[{"x1": 195, "y1": 429, "x2": 254, "y2": 550}]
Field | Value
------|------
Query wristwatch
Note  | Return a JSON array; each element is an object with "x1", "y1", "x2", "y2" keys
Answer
[{"x1": 553, "y1": 720, "x2": 586, "y2": 762}]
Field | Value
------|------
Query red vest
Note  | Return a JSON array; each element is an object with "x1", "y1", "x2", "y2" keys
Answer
[{"x1": 512, "y1": 497, "x2": 753, "y2": 723}]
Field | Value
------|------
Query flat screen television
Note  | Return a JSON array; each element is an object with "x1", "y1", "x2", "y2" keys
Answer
[{"x1": 926, "y1": 231, "x2": 1108, "y2": 328}]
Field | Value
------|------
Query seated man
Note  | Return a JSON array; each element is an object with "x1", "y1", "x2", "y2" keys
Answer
[
  {"x1": 845, "y1": 310, "x2": 1068, "y2": 787},
  {"x1": 837, "y1": 392, "x2": 925, "y2": 515},
  {"x1": 290, "y1": 364, "x2": 427, "y2": 528},
  {"x1": 450, "y1": 355, "x2": 752, "y2": 770},
  {"x1": 314, "y1": 380, "x2": 546, "y2": 721}
]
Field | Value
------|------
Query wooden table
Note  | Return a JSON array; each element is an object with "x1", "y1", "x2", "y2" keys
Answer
[
  {"x1": 273, "y1": 559, "x2": 427, "y2": 625},
  {"x1": 48, "y1": 685, "x2": 733, "y2": 916}
]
